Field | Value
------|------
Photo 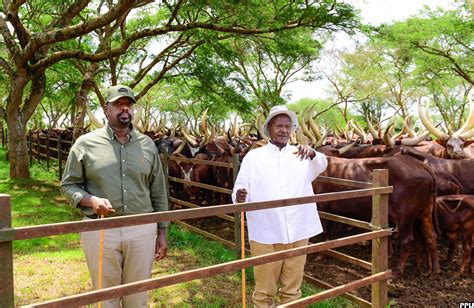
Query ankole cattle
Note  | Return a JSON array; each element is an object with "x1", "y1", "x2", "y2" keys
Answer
[{"x1": 313, "y1": 155, "x2": 439, "y2": 277}]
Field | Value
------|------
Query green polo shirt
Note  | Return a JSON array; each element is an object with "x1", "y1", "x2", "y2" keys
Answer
[{"x1": 60, "y1": 125, "x2": 169, "y2": 228}]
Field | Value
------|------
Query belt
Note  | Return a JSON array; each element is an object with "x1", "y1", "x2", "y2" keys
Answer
[{"x1": 86, "y1": 214, "x2": 98, "y2": 219}]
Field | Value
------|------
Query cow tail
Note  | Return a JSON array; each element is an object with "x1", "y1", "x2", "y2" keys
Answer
[
  {"x1": 418, "y1": 161, "x2": 440, "y2": 236},
  {"x1": 432, "y1": 191, "x2": 440, "y2": 236},
  {"x1": 425, "y1": 164, "x2": 441, "y2": 236}
]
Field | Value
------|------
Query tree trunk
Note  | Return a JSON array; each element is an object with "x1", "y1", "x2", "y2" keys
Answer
[
  {"x1": 73, "y1": 67, "x2": 97, "y2": 141},
  {"x1": 6, "y1": 72, "x2": 45, "y2": 179},
  {"x1": 7, "y1": 116, "x2": 30, "y2": 179}
]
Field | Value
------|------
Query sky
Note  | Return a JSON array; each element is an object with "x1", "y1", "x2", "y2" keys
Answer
[{"x1": 285, "y1": 0, "x2": 457, "y2": 103}]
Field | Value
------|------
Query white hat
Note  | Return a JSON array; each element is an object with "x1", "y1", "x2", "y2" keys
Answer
[{"x1": 263, "y1": 105, "x2": 298, "y2": 137}]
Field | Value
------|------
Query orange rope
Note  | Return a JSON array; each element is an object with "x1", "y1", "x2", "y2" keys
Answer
[
  {"x1": 98, "y1": 215, "x2": 105, "y2": 308},
  {"x1": 241, "y1": 211, "x2": 246, "y2": 308}
]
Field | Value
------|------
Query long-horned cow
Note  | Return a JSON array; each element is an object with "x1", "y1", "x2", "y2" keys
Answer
[
  {"x1": 313, "y1": 155, "x2": 440, "y2": 277},
  {"x1": 418, "y1": 97, "x2": 474, "y2": 159}
]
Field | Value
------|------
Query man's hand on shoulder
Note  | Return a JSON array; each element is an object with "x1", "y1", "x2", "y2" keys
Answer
[{"x1": 293, "y1": 144, "x2": 316, "y2": 161}]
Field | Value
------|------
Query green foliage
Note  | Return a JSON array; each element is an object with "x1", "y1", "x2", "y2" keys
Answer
[
  {"x1": 328, "y1": 5, "x2": 472, "y2": 130},
  {"x1": 33, "y1": 61, "x2": 83, "y2": 128},
  {"x1": 373, "y1": 6, "x2": 473, "y2": 85}
]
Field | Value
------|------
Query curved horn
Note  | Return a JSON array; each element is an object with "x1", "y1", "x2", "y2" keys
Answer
[
  {"x1": 402, "y1": 115, "x2": 416, "y2": 138},
  {"x1": 459, "y1": 129, "x2": 474, "y2": 140},
  {"x1": 156, "y1": 114, "x2": 166, "y2": 133},
  {"x1": 172, "y1": 140, "x2": 187, "y2": 155},
  {"x1": 418, "y1": 97, "x2": 450, "y2": 140},
  {"x1": 200, "y1": 108, "x2": 209, "y2": 135},
  {"x1": 239, "y1": 123, "x2": 253, "y2": 137},
  {"x1": 350, "y1": 121, "x2": 367, "y2": 144},
  {"x1": 295, "y1": 128, "x2": 307, "y2": 145},
  {"x1": 366, "y1": 115, "x2": 379, "y2": 139},
  {"x1": 203, "y1": 126, "x2": 215, "y2": 147},
  {"x1": 383, "y1": 123, "x2": 395, "y2": 146},
  {"x1": 454, "y1": 95, "x2": 474, "y2": 137},
  {"x1": 400, "y1": 131, "x2": 430, "y2": 146},
  {"x1": 338, "y1": 141, "x2": 356, "y2": 155},
  {"x1": 299, "y1": 115, "x2": 316, "y2": 145},
  {"x1": 170, "y1": 123, "x2": 177, "y2": 138},
  {"x1": 308, "y1": 106, "x2": 322, "y2": 140},
  {"x1": 132, "y1": 105, "x2": 143, "y2": 128},
  {"x1": 290, "y1": 131, "x2": 297, "y2": 145},
  {"x1": 256, "y1": 113, "x2": 269, "y2": 141},
  {"x1": 86, "y1": 105, "x2": 104, "y2": 129},
  {"x1": 181, "y1": 127, "x2": 199, "y2": 147},
  {"x1": 214, "y1": 140, "x2": 226, "y2": 155},
  {"x1": 313, "y1": 130, "x2": 328, "y2": 148},
  {"x1": 233, "y1": 116, "x2": 240, "y2": 138}
]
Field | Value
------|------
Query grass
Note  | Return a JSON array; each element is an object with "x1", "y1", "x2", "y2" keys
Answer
[{"x1": 1, "y1": 146, "x2": 353, "y2": 307}]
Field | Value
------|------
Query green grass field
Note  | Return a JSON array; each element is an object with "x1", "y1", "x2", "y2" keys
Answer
[{"x1": 0, "y1": 146, "x2": 351, "y2": 307}]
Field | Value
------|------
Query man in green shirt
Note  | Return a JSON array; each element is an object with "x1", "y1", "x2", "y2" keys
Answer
[{"x1": 61, "y1": 85, "x2": 168, "y2": 308}]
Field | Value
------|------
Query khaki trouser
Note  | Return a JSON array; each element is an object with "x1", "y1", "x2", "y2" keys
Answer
[
  {"x1": 80, "y1": 219, "x2": 157, "y2": 308},
  {"x1": 250, "y1": 238, "x2": 309, "y2": 308}
]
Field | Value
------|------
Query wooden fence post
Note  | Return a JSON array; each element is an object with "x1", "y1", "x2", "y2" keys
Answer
[
  {"x1": 371, "y1": 169, "x2": 389, "y2": 308},
  {"x1": 46, "y1": 133, "x2": 50, "y2": 170},
  {"x1": 162, "y1": 149, "x2": 170, "y2": 206},
  {"x1": 58, "y1": 134, "x2": 63, "y2": 181},
  {"x1": 36, "y1": 135, "x2": 41, "y2": 164},
  {"x1": 0, "y1": 194, "x2": 14, "y2": 308},
  {"x1": 28, "y1": 131, "x2": 33, "y2": 166},
  {"x1": 232, "y1": 154, "x2": 242, "y2": 259}
]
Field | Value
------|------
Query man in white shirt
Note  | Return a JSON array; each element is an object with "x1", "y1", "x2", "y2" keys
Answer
[{"x1": 232, "y1": 105, "x2": 327, "y2": 307}]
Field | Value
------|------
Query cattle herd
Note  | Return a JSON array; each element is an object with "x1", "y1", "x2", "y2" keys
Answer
[{"x1": 26, "y1": 98, "x2": 474, "y2": 278}]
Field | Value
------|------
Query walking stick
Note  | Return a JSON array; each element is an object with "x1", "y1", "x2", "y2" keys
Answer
[
  {"x1": 241, "y1": 211, "x2": 246, "y2": 308},
  {"x1": 98, "y1": 215, "x2": 105, "y2": 308}
]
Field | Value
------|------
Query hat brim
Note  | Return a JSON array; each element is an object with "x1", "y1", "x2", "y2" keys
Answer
[
  {"x1": 263, "y1": 110, "x2": 298, "y2": 138},
  {"x1": 107, "y1": 94, "x2": 136, "y2": 104}
]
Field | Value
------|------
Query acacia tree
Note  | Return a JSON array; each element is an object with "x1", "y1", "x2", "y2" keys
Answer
[
  {"x1": 377, "y1": 6, "x2": 473, "y2": 85},
  {"x1": 365, "y1": 5, "x2": 474, "y2": 130},
  {"x1": 324, "y1": 4, "x2": 473, "y2": 131},
  {"x1": 174, "y1": 28, "x2": 333, "y2": 116},
  {"x1": 0, "y1": 0, "x2": 358, "y2": 179}
]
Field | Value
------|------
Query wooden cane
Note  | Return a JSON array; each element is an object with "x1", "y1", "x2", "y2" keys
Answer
[
  {"x1": 241, "y1": 211, "x2": 246, "y2": 308},
  {"x1": 98, "y1": 215, "x2": 105, "y2": 308}
]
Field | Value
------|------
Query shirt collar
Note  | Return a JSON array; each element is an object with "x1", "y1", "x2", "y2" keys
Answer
[
  {"x1": 106, "y1": 123, "x2": 137, "y2": 142},
  {"x1": 267, "y1": 141, "x2": 289, "y2": 152}
]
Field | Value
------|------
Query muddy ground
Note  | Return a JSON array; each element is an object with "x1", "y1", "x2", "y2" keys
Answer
[
  {"x1": 306, "y1": 237, "x2": 473, "y2": 307},
  {"x1": 182, "y1": 212, "x2": 473, "y2": 307}
]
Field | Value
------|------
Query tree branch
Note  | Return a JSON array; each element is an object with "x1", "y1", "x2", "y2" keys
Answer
[
  {"x1": 22, "y1": 0, "x2": 140, "y2": 62},
  {"x1": 0, "y1": 16, "x2": 22, "y2": 63},
  {"x1": 0, "y1": 56, "x2": 14, "y2": 77},
  {"x1": 4, "y1": 0, "x2": 30, "y2": 48}
]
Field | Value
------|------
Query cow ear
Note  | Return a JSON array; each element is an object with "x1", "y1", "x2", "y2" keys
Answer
[{"x1": 435, "y1": 139, "x2": 446, "y2": 146}]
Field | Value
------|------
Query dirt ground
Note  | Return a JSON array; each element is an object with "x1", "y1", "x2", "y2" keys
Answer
[
  {"x1": 183, "y1": 213, "x2": 473, "y2": 307},
  {"x1": 306, "y1": 237, "x2": 473, "y2": 307}
]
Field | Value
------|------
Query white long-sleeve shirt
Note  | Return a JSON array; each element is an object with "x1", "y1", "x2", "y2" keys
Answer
[{"x1": 232, "y1": 143, "x2": 328, "y2": 244}]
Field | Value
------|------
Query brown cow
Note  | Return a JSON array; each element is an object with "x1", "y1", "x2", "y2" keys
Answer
[
  {"x1": 206, "y1": 136, "x2": 236, "y2": 205},
  {"x1": 313, "y1": 155, "x2": 440, "y2": 277},
  {"x1": 436, "y1": 195, "x2": 474, "y2": 274},
  {"x1": 382, "y1": 146, "x2": 474, "y2": 194},
  {"x1": 189, "y1": 152, "x2": 214, "y2": 204}
]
